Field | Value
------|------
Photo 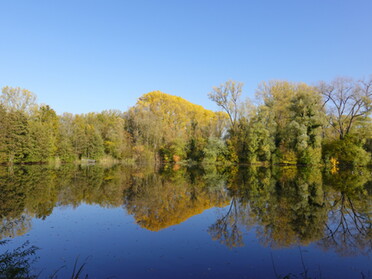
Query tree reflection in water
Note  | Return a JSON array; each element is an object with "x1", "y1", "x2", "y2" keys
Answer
[
  {"x1": 0, "y1": 164, "x2": 370, "y2": 256},
  {"x1": 207, "y1": 166, "x2": 371, "y2": 255},
  {"x1": 208, "y1": 197, "x2": 244, "y2": 248},
  {"x1": 319, "y1": 169, "x2": 371, "y2": 256},
  {"x1": 124, "y1": 166, "x2": 230, "y2": 231}
]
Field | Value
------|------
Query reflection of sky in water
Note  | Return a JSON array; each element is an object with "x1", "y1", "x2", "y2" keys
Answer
[
  {"x1": 3, "y1": 203, "x2": 371, "y2": 279},
  {"x1": 0, "y1": 165, "x2": 371, "y2": 278}
]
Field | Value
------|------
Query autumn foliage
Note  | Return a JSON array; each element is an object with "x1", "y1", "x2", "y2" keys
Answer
[{"x1": 0, "y1": 76, "x2": 371, "y2": 166}]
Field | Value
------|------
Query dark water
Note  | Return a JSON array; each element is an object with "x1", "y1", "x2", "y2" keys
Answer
[{"x1": 0, "y1": 165, "x2": 371, "y2": 278}]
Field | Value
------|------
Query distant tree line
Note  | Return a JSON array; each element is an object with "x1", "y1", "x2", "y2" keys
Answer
[{"x1": 0, "y1": 76, "x2": 371, "y2": 166}]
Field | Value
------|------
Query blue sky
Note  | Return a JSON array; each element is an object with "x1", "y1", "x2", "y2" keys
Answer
[{"x1": 0, "y1": 0, "x2": 371, "y2": 114}]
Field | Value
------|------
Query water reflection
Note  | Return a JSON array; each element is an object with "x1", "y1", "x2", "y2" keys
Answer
[
  {"x1": 124, "y1": 167, "x2": 229, "y2": 231},
  {"x1": 0, "y1": 164, "x2": 371, "y2": 256}
]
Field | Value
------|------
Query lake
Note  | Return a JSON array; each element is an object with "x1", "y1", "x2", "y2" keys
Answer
[{"x1": 0, "y1": 164, "x2": 371, "y2": 278}]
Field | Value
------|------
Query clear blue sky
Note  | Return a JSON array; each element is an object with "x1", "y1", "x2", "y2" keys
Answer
[{"x1": 1, "y1": 0, "x2": 371, "y2": 114}]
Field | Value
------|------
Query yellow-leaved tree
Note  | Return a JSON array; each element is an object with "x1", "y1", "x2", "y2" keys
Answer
[{"x1": 126, "y1": 91, "x2": 228, "y2": 163}]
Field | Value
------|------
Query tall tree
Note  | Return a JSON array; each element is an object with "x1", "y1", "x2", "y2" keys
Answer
[
  {"x1": 318, "y1": 76, "x2": 372, "y2": 140},
  {"x1": 3, "y1": 110, "x2": 30, "y2": 164},
  {"x1": 256, "y1": 81, "x2": 325, "y2": 164},
  {"x1": 127, "y1": 91, "x2": 227, "y2": 163},
  {"x1": 0, "y1": 104, "x2": 7, "y2": 162},
  {"x1": 208, "y1": 80, "x2": 243, "y2": 134},
  {"x1": 28, "y1": 105, "x2": 60, "y2": 162},
  {"x1": 0, "y1": 87, "x2": 37, "y2": 115}
]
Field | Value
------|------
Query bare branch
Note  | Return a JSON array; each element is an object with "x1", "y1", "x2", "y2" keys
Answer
[{"x1": 317, "y1": 76, "x2": 372, "y2": 139}]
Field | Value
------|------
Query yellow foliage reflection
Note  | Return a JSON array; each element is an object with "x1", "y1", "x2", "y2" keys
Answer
[{"x1": 0, "y1": 164, "x2": 370, "y2": 257}]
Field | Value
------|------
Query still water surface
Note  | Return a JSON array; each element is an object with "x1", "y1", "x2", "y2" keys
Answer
[{"x1": 0, "y1": 165, "x2": 371, "y2": 278}]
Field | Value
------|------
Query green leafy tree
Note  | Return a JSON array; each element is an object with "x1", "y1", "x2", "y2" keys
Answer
[
  {"x1": 3, "y1": 110, "x2": 30, "y2": 164},
  {"x1": 256, "y1": 81, "x2": 325, "y2": 165},
  {"x1": 0, "y1": 87, "x2": 37, "y2": 115},
  {"x1": 27, "y1": 105, "x2": 59, "y2": 162}
]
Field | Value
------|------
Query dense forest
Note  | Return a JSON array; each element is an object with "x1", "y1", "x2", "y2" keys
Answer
[{"x1": 0, "y1": 76, "x2": 371, "y2": 166}]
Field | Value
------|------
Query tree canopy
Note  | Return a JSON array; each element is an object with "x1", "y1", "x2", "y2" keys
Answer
[{"x1": 0, "y1": 75, "x2": 371, "y2": 167}]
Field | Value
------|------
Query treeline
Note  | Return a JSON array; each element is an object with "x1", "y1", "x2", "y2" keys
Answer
[{"x1": 0, "y1": 76, "x2": 371, "y2": 166}]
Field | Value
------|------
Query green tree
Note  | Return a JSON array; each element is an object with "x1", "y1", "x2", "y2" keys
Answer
[
  {"x1": 3, "y1": 110, "x2": 30, "y2": 164},
  {"x1": 319, "y1": 76, "x2": 372, "y2": 166},
  {"x1": 0, "y1": 104, "x2": 7, "y2": 162},
  {"x1": 256, "y1": 81, "x2": 325, "y2": 165},
  {"x1": 0, "y1": 87, "x2": 37, "y2": 115},
  {"x1": 202, "y1": 137, "x2": 229, "y2": 165},
  {"x1": 95, "y1": 110, "x2": 132, "y2": 160},
  {"x1": 27, "y1": 105, "x2": 59, "y2": 162}
]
